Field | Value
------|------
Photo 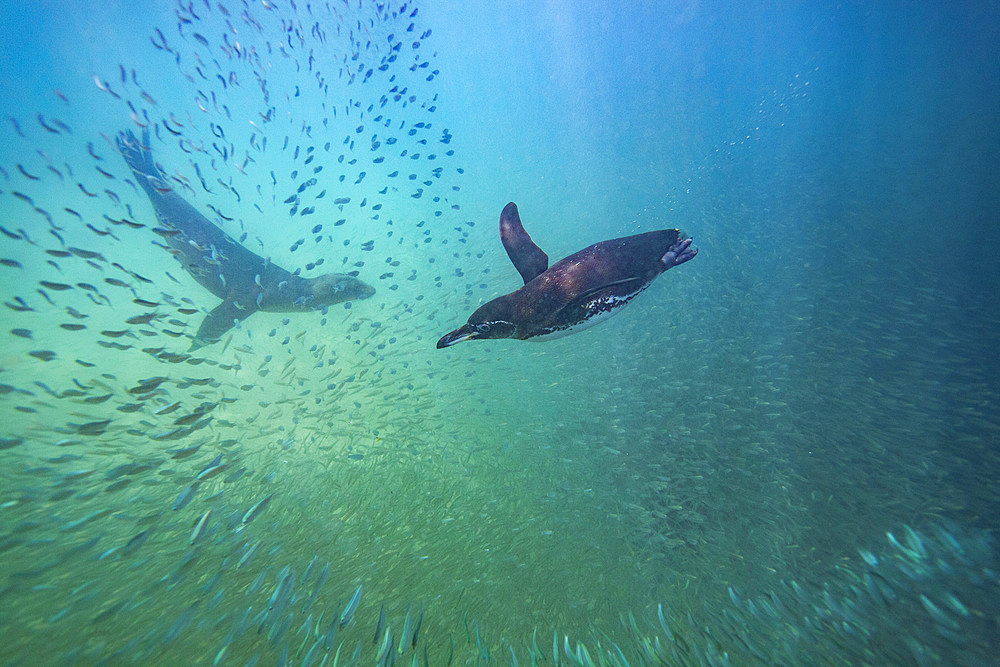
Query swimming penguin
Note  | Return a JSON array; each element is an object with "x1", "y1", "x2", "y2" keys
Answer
[
  {"x1": 437, "y1": 202, "x2": 697, "y2": 348},
  {"x1": 116, "y1": 129, "x2": 374, "y2": 350}
]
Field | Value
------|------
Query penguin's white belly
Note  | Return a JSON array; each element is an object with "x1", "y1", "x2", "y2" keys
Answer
[{"x1": 527, "y1": 287, "x2": 646, "y2": 341}]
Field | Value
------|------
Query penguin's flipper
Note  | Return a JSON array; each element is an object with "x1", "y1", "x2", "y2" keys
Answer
[
  {"x1": 189, "y1": 301, "x2": 255, "y2": 351},
  {"x1": 500, "y1": 202, "x2": 548, "y2": 284},
  {"x1": 561, "y1": 277, "x2": 645, "y2": 313}
]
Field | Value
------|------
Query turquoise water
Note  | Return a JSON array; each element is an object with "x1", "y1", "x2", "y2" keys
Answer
[{"x1": 1, "y1": 1, "x2": 998, "y2": 664}]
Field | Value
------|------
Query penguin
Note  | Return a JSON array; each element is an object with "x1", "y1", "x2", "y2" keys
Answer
[
  {"x1": 116, "y1": 129, "x2": 374, "y2": 350},
  {"x1": 437, "y1": 202, "x2": 697, "y2": 348}
]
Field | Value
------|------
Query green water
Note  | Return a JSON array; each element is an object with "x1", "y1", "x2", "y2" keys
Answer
[{"x1": 1, "y1": 1, "x2": 998, "y2": 665}]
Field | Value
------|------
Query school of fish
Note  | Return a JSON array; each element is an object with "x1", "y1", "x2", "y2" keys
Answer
[{"x1": 0, "y1": 1, "x2": 997, "y2": 665}]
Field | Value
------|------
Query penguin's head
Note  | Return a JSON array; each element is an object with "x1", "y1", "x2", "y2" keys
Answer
[
  {"x1": 437, "y1": 297, "x2": 519, "y2": 348},
  {"x1": 309, "y1": 273, "x2": 375, "y2": 305},
  {"x1": 436, "y1": 318, "x2": 517, "y2": 348}
]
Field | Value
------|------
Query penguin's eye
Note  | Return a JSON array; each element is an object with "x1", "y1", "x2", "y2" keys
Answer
[{"x1": 476, "y1": 320, "x2": 515, "y2": 337}]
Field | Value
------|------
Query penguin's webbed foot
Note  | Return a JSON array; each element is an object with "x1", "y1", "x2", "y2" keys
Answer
[{"x1": 661, "y1": 237, "x2": 698, "y2": 269}]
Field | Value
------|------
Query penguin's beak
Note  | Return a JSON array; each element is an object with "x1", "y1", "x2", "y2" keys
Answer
[{"x1": 436, "y1": 324, "x2": 475, "y2": 349}]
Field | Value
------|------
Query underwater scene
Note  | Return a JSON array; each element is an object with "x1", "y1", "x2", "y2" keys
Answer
[{"x1": 1, "y1": 1, "x2": 998, "y2": 665}]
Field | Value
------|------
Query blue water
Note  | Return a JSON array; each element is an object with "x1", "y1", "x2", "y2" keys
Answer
[{"x1": 1, "y1": 1, "x2": 998, "y2": 664}]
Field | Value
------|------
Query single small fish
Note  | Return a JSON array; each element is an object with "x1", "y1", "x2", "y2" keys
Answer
[
  {"x1": 240, "y1": 493, "x2": 274, "y2": 527},
  {"x1": 302, "y1": 555, "x2": 319, "y2": 584},
  {"x1": 237, "y1": 541, "x2": 260, "y2": 569},
  {"x1": 171, "y1": 442, "x2": 203, "y2": 459},
  {"x1": 129, "y1": 376, "x2": 167, "y2": 394},
  {"x1": 172, "y1": 483, "x2": 198, "y2": 511},
  {"x1": 37, "y1": 114, "x2": 62, "y2": 134},
  {"x1": 172, "y1": 412, "x2": 204, "y2": 427},
  {"x1": 411, "y1": 607, "x2": 423, "y2": 649},
  {"x1": 373, "y1": 605, "x2": 387, "y2": 646},
  {"x1": 126, "y1": 312, "x2": 157, "y2": 325},
  {"x1": 268, "y1": 569, "x2": 296, "y2": 611},
  {"x1": 121, "y1": 529, "x2": 150, "y2": 555},
  {"x1": 155, "y1": 401, "x2": 182, "y2": 415},
  {"x1": 399, "y1": 606, "x2": 413, "y2": 655},
  {"x1": 249, "y1": 571, "x2": 267, "y2": 595},
  {"x1": 312, "y1": 562, "x2": 330, "y2": 597},
  {"x1": 73, "y1": 419, "x2": 111, "y2": 435},
  {"x1": 39, "y1": 281, "x2": 73, "y2": 291},
  {"x1": 197, "y1": 461, "x2": 227, "y2": 480},
  {"x1": 340, "y1": 585, "x2": 363, "y2": 629},
  {"x1": 375, "y1": 620, "x2": 392, "y2": 663},
  {"x1": 190, "y1": 509, "x2": 212, "y2": 544}
]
